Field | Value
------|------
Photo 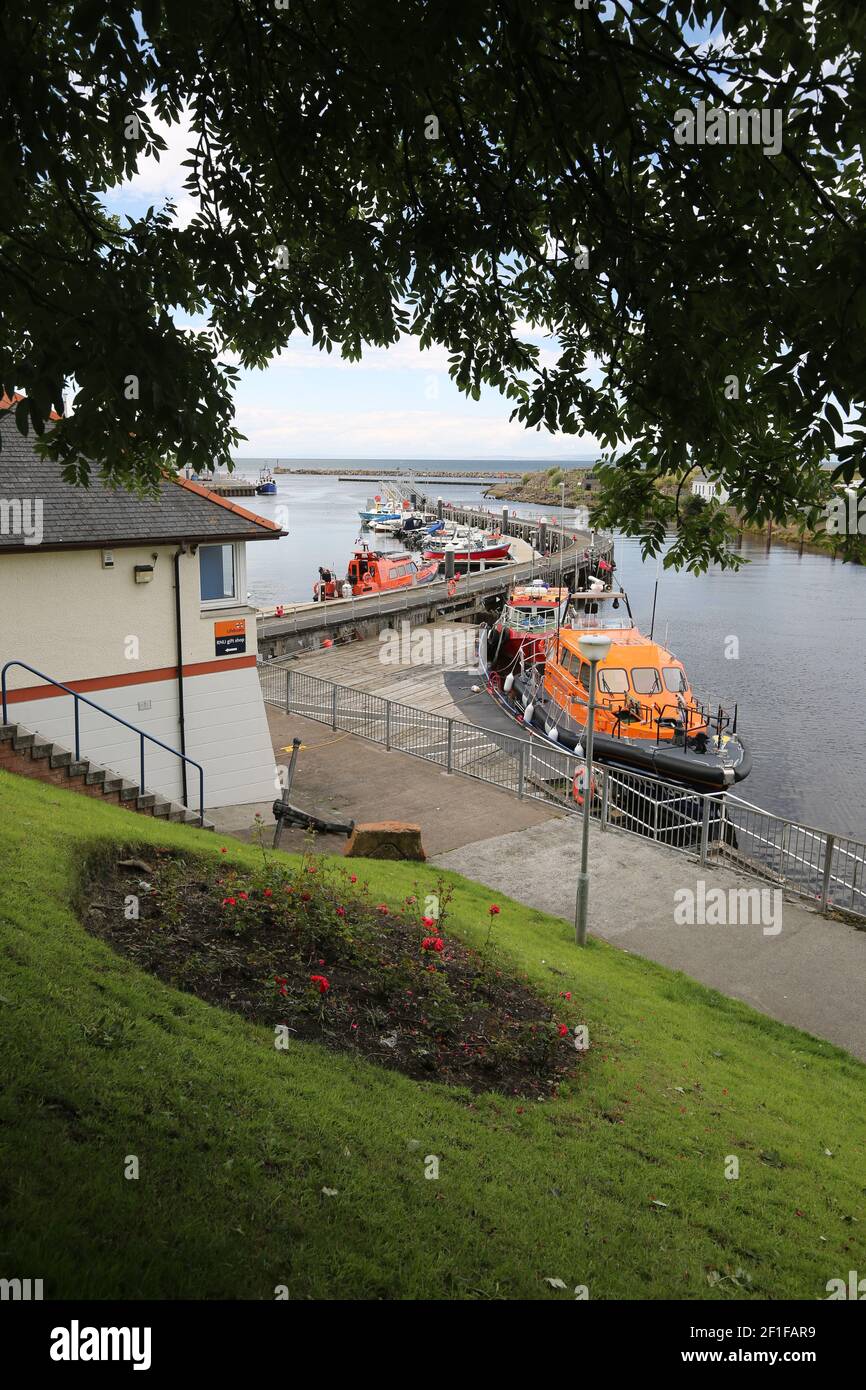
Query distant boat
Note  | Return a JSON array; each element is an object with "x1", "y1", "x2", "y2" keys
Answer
[
  {"x1": 256, "y1": 469, "x2": 277, "y2": 495},
  {"x1": 359, "y1": 495, "x2": 401, "y2": 523},
  {"x1": 423, "y1": 529, "x2": 512, "y2": 564}
]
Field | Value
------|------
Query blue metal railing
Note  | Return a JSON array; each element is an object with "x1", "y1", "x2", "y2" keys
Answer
[{"x1": 1, "y1": 661, "x2": 205, "y2": 826}]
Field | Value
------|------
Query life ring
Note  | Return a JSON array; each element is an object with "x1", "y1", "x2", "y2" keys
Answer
[
  {"x1": 447, "y1": 577, "x2": 458, "y2": 598},
  {"x1": 361, "y1": 573, "x2": 374, "y2": 590},
  {"x1": 572, "y1": 764, "x2": 597, "y2": 806}
]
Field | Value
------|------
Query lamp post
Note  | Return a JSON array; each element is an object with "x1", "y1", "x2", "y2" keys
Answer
[{"x1": 574, "y1": 631, "x2": 612, "y2": 946}]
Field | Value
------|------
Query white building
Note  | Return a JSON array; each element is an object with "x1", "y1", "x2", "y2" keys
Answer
[
  {"x1": 0, "y1": 407, "x2": 283, "y2": 811},
  {"x1": 691, "y1": 475, "x2": 730, "y2": 504}
]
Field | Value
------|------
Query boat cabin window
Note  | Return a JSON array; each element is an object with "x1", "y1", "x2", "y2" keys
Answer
[
  {"x1": 631, "y1": 667, "x2": 663, "y2": 695},
  {"x1": 597, "y1": 667, "x2": 628, "y2": 695},
  {"x1": 510, "y1": 605, "x2": 550, "y2": 629},
  {"x1": 662, "y1": 666, "x2": 688, "y2": 693},
  {"x1": 578, "y1": 660, "x2": 590, "y2": 688},
  {"x1": 559, "y1": 650, "x2": 582, "y2": 679}
]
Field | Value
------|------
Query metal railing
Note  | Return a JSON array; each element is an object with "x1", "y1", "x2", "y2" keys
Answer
[
  {"x1": 259, "y1": 659, "x2": 866, "y2": 922},
  {"x1": 2, "y1": 660, "x2": 205, "y2": 824}
]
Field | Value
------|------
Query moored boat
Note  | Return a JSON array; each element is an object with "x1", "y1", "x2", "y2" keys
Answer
[
  {"x1": 489, "y1": 581, "x2": 570, "y2": 666},
  {"x1": 424, "y1": 527, "x2": 512, "y2": 564},
  {"x1": 359, "y1": 495, "x2": 402, "y2": 524},
  {"x1": 313, "y1": 544, "x2": 439, "y2": 600},
  {"x1": 485, "y1": 586, "x2": 750, "y2": 790},
  {"x1": 256, "y1": 469, "x2": 277, "y2": 494}
]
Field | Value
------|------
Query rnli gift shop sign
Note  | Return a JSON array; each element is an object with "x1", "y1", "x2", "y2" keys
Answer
[{"x1": 214, "y1": 618, "x2": 246, "y2": 656}]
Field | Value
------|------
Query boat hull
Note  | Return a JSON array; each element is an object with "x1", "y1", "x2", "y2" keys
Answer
[
  {"x1": 423, "y1": 543, "x2": 511, "y2": 563},
  {"x1": 480, "y1": 634, "x2": 750, "y2": 791}
]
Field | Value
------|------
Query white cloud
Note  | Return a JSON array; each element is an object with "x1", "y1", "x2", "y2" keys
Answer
[
  {"x1": 233, "y1": 404, "x2": 601, "y2": 458},
  {"x1": 109, "y1": 104, "x2": 199, "y2": 228}
]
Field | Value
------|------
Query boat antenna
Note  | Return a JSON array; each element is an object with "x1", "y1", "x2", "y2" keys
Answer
[{"x1": 649, "y1": 552, "x2": 661, "y2": 640}]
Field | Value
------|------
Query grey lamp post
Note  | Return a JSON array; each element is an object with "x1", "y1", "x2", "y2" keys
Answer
[{"x1": 574, "y1": 631, "x2": 612, "y2": 946}]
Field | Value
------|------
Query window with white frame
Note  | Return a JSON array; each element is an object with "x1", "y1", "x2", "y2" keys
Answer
[{"x1": 199, "y1": 542, "x2": 245, "y2": 608}]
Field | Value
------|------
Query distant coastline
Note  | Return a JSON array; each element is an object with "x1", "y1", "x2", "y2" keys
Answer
[{"x1": 230, "y1": 456, "x2": 598, "y2": 477}]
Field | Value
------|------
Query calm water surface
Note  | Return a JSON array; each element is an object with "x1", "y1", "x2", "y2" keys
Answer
[{"x1": 241, "y1": 466, "x2": 866, "y2": 842}]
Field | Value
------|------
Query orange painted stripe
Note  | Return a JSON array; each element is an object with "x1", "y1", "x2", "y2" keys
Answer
[{"x1": 4, "y1": 654, "x2": 258, "y2": 703}]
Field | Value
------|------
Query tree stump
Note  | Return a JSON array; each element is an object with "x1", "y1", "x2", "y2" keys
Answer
[{"x1": 344, "y1": 821, "x2": 426, "y2": 861}]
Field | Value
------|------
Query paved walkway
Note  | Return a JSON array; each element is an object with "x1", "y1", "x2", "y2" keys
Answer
[
  {"x1": 210, "y1": 708, "x2": 555, "y2": 857},
  {"x1": 212, "y1": 707, "x2": 866, "y2": 1061},
  {"x1": 434, "y1": 819, "x2": 866, "y2": 1061}
]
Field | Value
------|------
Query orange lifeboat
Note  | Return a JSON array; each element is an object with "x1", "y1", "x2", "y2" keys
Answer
[{"x1": 314, "y1": 545, "x2": 439, "y2": 600}]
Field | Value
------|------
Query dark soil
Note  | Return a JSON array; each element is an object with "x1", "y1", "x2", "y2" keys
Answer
[{"x1": 80, "y1": 845, "x2": 581, "y2": 1097}]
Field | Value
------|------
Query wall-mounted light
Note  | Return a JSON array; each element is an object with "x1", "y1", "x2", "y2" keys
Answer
[{"x1": 134, "y1": 564, "x2": 155, "y2": 584}]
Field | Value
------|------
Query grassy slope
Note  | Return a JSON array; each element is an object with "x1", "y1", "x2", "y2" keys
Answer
[{"x1": 1, "y1": 770, "x2": 864, "y2": 1301}]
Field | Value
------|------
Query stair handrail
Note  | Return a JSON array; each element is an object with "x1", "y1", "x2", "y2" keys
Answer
[{"x1": 1, "y1": 660, "x2": 205, "y2": 826}]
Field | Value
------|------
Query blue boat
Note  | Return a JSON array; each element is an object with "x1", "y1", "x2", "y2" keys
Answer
[
  {"x1": 256, "y1": 469, "x2": 277, "y2": 495},
  {"x1": 359, "y1": 495, "x2": 401, "y2": 523}
]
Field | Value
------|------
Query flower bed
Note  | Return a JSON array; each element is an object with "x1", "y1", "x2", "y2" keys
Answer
[{"x1": 81, "y1": 845, "x2": 582, "y2": 1097}]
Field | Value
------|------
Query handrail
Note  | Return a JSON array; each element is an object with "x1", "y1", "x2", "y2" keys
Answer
[{"x1": 1, "y1": 660, "x2": 205, "y2": 825}]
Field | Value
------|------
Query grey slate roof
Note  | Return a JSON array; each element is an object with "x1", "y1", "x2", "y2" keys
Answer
[{"x1": 0, "y1": 412, "x2": 282, "y2": 553}]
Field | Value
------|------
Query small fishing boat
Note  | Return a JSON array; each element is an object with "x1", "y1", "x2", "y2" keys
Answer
[
  {"x1": 359, "y1": 495, "x2": 402, "y2": 524},
  {"x1": 485, "y1": 586, "x2": 750, "y2": 790},
  {"x1": 256, "y1": 469, "x2": 277, "y2": 495},
  {"x1": 489, "y1": 581, "x2": 571, "y2": 666},
  {"x1": 313, "y1": 545, "x2": 439, "y2": 600},
  {"x1": 424, "y1": 527, "x2": 512, "y2": 564}
]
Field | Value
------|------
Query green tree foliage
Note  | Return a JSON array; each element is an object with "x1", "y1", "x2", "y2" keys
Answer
[{"x1": 1, "y1": 1, "x2": 864, "y2": 565}]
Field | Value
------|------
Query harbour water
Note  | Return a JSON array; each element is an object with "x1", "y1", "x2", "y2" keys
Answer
[{"x1": 236, "y1": 461, "x2": 866, "y2": 842}]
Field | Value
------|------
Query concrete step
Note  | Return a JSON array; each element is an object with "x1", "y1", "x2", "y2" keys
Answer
[{"x1": 3, "y1": 718, "x2": 212, "y2": 827}]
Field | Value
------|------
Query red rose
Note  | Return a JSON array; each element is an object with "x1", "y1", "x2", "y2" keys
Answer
[
  {"x1": 558, "y1": 1024, "x2": 568, "y2": 1037},
  {"x1": 488, "y1": 904, "x2": 501, "y2": 916},
  {"x1": 421, "y1": 916, "x2": 435, "y2": 928},
  {"x1": 222, "y1": 897, "x2": 236, "y2": 907},
  {"x1": 310, "y1": 975, "x2": 330, "y2": 994},
  {"x1": 264, "y1": 888, "x2": 273, "y2": 898},
  {"x1": 336, "y1": 907, "x2": 346, "y2": 917}
]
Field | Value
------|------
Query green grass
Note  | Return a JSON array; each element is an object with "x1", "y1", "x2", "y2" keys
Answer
[{"x1": 1, "y1": 769, "x2": 864, "y2": 1300}]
